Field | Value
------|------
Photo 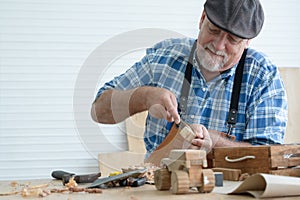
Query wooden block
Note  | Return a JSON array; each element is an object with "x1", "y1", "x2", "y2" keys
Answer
[
  {"x1": 188, "y1": 166, "x2": 202, "y2": 186},
  {"x1": 213, "y1": 146, "x2": 270, "y2": 174},
  {"x1": 212, "y1": 168, "x2": 241, "y2": 181}
]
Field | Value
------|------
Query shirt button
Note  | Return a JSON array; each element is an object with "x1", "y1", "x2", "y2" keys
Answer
[
  {"x1": 190, "y1": 115, "x2": 195, "y2": 119},
  {"x1": 202, "y1": 87, "x2": 206, "y2": 92}
]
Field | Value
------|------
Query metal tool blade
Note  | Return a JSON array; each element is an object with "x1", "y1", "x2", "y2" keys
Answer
[{"x1": 87, "y1": 168, "x2": 147, "y2": 188}]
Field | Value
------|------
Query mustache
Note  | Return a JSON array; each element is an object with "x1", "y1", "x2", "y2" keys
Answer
[{"x1": 203, "y1": 43, "x2": 227, "y2": 57}]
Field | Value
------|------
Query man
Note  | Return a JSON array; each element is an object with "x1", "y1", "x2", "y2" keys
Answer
[{"x1": 91, "y1": 0, "x2": 288, "y2": 158}]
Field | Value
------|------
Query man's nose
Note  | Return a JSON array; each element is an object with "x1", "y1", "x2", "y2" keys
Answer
[{"x1": 213, "y1": 33, "x2": 227, "y2": 51}]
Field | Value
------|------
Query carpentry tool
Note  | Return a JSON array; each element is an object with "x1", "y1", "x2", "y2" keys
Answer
[
  {"x1": 119, "y1": 176, "x2": 147, "y2": 187},
  {"x1": 87, "y1": 168, "x2": 147, "y2": 188},
  {"x1": 51, "y1": 170, "x2": 101, "y2": 185}
]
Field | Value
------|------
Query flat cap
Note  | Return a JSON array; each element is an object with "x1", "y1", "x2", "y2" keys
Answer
[{"x1": 204, "y1": 0, "x2": 264, "y2": 39}]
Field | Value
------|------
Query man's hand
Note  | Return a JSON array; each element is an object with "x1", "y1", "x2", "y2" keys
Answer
[
  {"x1": 188, "y1": 124, "x2": 213, "y2": 153},
  {"x1": 188, "y1": 124, "x2": 252, "y2": 152},
  {"x1": 145, "y1": 87, "x2": 180, "y2": 124}
]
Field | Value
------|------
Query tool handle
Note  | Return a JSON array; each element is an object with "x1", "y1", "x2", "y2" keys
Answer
[
  {"x1": 75, "y1": 172, "x2": 101, "y2": 183},
  {"x1": 51, "y1": 170, "x2": 75, "y2": 180},
  {"x1": 131, "y1": 177, "x2": 146, "y2": 187}
]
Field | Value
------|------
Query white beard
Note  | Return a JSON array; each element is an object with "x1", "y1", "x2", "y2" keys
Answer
[{"x1": 196, "y1": 43, "x2": 228, "y2": 72}]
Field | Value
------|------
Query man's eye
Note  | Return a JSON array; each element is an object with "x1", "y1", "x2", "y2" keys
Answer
[
  {"x1": 208, "y1": 28, "x2": 220, "y2": 35},
  {"x1": 228, "y1": 37, "x2": 238, "y2": 44},
  {"x1": 228, "y1": 36, "x2": 241, "y2": 44}
]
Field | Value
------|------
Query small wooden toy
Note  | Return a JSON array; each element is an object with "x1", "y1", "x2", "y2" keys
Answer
[{"x1": 154, "y1": 149, "x2": 215, "y2": 194}]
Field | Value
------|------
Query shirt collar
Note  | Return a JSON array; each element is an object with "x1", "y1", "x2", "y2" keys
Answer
[{"x1": 220, "y1": 64, "x2": 237, "y2": 80}]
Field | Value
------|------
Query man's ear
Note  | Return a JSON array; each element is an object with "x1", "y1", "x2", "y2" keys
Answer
[
  {"x1": 245, "y1": 39, "x2": 251, "y2": 48},
  {"x1": 199, "y1": 11, "x2": 206, "y2": 29}
]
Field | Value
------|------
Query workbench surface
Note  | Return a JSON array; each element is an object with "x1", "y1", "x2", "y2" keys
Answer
[{"x1": 0, "y1": 178, "x2": 298, "y2": 200}]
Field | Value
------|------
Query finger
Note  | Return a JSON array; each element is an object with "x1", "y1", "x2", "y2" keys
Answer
[
  {"x1": 191, "y1": 124, "x2": 204, "y2": 139},
  {"x1": 170, "y1": 94, "x2": 181, "y2": 124},
  {"x1": 201, "y1": 126, "x2": 210, "y2": 138},
  {"x1": 191, "y1": 138, "x2": 203, "y2": 147},
  {"x1": 195, "y1": 128, "x2": 204, "y2": 139},
  {"x1": 164, "y1": 96, "x2": 180, "y2": 124},
  {"x1": 190, "y1": 144, "x2": 199, "y2": 150},
  {"x1": 165, "y1": 111, "x2": 174, "y2": 122}
]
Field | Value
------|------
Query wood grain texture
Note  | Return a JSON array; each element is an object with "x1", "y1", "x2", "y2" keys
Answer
[
  {"x1": 213, "y1": 146, "x2": 270, "y2": 174},
  {"x1": 213, "y1": 145, "x2": 300, "y2": 176},
  {"x1": 212, "y1": 168, "x2": 242, "y2": 181}
]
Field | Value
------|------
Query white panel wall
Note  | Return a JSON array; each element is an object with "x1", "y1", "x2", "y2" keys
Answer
[{"x1": 0, "y1": 0, "x2": 299, "y2": 180}]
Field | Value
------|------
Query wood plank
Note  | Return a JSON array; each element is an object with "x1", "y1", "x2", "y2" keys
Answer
[
  {"x1": 213, "y1": 146, "x2": 270, "y2": 174},
  {"x1": 270, "y1": 145, "x2": 300, "y2": 168}
]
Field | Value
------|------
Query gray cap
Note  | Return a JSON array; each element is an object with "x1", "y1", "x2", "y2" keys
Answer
[{"x1": 204, "y1": 0, "x2": 264, "y2": 39}]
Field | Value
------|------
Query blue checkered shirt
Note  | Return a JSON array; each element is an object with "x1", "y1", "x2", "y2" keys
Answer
[{"x1": 96, "y1": 38, "x2": 288, "y2": 157}]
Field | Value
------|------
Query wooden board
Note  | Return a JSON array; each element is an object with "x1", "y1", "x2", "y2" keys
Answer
[
  {"x1": 125, "y1": 111, "x2": 147, "y2": 153},
  {"x1": 98, "y1": 151, "x2": 145, "y2": 177},
  {"x1": 278, "y1": 67, "x2": 300, "y2": 144}
]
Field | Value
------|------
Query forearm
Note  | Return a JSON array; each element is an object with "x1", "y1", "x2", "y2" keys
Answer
[{"x1": 91, "y1": 88, "x2": 148, "y2": 124}]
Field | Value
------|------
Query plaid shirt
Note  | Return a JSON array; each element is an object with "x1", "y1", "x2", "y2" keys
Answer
[{"x1": 96, "y1": 38, "x2": 288, "y2": 157}]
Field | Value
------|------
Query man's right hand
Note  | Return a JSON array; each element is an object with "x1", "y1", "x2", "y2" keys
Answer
[
  {"x1": 141, "y1": 87, "x2": 180, "y2": 124},
  {"x1": 91, "y1": 86, "x2": 180, "y2": 124}
]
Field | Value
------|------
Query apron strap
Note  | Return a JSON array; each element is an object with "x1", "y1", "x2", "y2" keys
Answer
[
  {"x1": 226, "y1": 48, "x2": 247, "y2": 136},
  {"x1": 179, "y1": 40, "x2": 197, "y2": 115}
]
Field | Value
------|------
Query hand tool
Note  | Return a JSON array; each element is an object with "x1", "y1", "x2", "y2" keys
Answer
[
  {"x1": 119, "y1": 176, "x2": 147, "y2": 187},
  {"x1": 51, "y1": 170, "x2": 101, "y2": 185},
  {"x1": 87, "y1": 168, "x2": 147, "y2": 188}
]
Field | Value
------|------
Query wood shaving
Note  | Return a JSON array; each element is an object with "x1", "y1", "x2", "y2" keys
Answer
[
  {"x1": 21, "y1": 188, "x2": 51, "y2": 198},
  {"x1": 0, "y1": 191, "x2": 19, "y2": 196},
  {"x1": 0, "y1": 179, "x2": 102, "y2": 198},
  {"x1": 65, "y1": 177, "x2": 78, "y2": 188},
  {"x1": 122, "y1": 162, "x2": 160, "y2": 184},
  {"x1": 10, "y1": 181, "x2": 18, "y2": 187},
  {"x1": 21, "y1": 183, "x2": 51, "y2": 197}
]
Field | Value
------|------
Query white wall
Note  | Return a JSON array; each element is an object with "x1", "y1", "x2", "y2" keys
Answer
[{"x1": 0, "y1": 0, "x2": 299, "y2": 180}]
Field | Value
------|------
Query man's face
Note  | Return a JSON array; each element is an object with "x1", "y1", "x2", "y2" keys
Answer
[{"x1": 197, "y1": 12, "x2": 250, "y2": 72}]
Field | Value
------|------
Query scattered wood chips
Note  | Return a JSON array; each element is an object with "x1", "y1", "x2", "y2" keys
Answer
[{"x1": 0, "y1": 178, "x2": 102, "y2": 198}]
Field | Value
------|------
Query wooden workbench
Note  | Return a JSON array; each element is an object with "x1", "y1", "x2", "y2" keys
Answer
[{"x1": 0, "y1": 179, "x2": 299, "y2": 200}]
